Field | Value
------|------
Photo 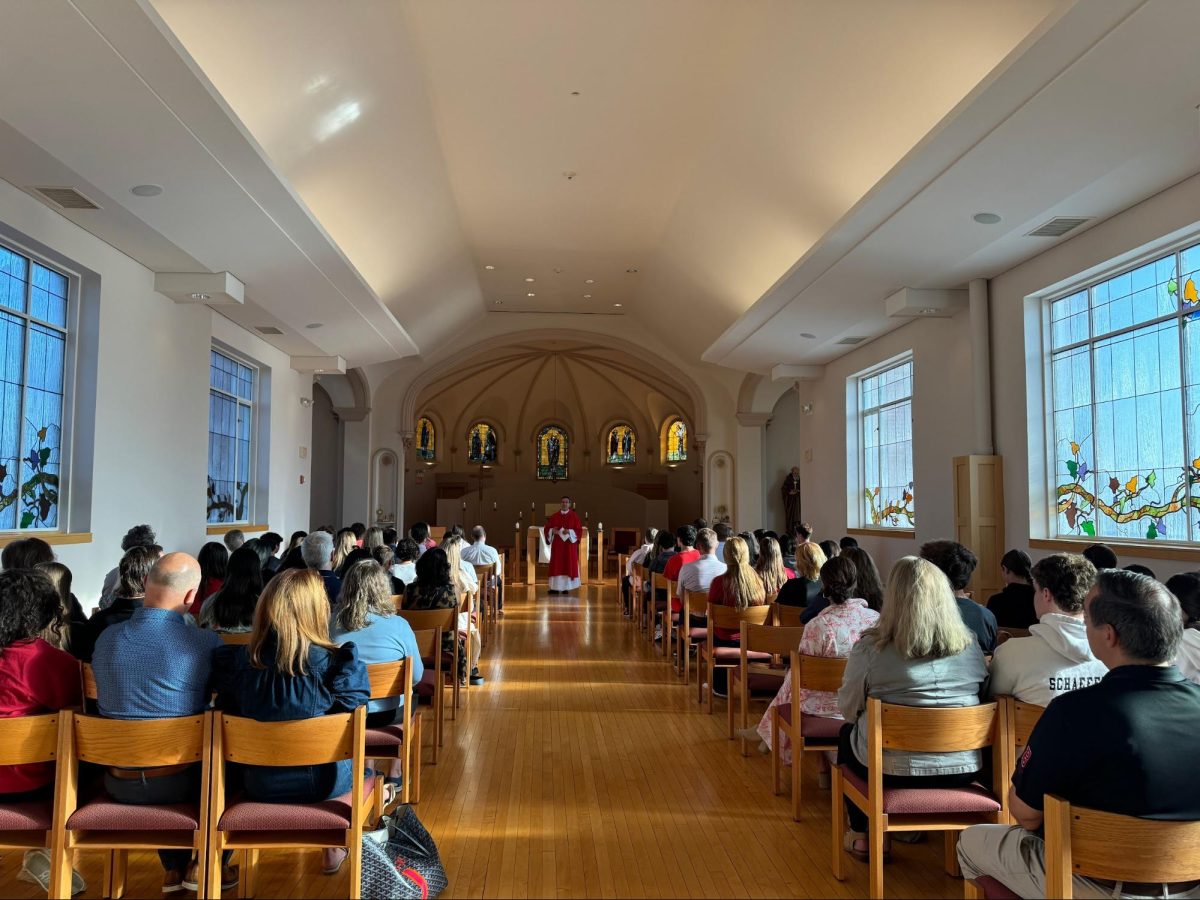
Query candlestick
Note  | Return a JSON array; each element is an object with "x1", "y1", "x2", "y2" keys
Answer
[
  {"x1": 514, "y1": 521, "x2": 519, "y2": 531},
  {"x1": 598, "y1": 522, "x2": 603, "y2": 531},
  {"x1": 531, "y1": 501, "x2": 535, "y2": 510},
  {"x1": 519, "y1": 510, "x2": 523, "y2": 519},
  {"x1": 584, "y1": 511, "x2": 589, "y2": 520},
  {"x1": 461, "y1": 501, "x2": 467, "y2": 510},
  {"x1": 492, "y1": 501, "x2": 497, "y2": 511}
]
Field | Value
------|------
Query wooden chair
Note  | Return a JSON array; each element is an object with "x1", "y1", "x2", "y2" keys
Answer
[
  {"x1": 831, "y1": 698, "x2": 1008, "y2": 900},
  {"x1": 396, "y1": 607, "x2": 457, "y2": 739},
  {"x1": 473, "y1": 564, "x2": 493, "y2": 647},
  {"x1": 776, "y1": 604, "x2": 805, "y2": 628},
  {"x1": 996, "y1": 696, "x2": 1043, "y2": 825},
  {"x1": 630, "y1": 563, "x2": 645, "y2": 630},
  {"x1": 698, "y1": 604, "x2": 774, "y2": 714},
  {"x1": 218, "y1": 632, "x2": 252, "y2": 645},
  {"x1": 50, "y1": 711, "x2": 214, "y2": 900},
  {"x1": 772, "y1": 652, "x2": 847, "y2": 820},
  {"x1": 730, "y1": 624, "x2": 805, "y2": 746},
  {"x1": 0, "y1": 714, "x2": 61, "y2": 889},
  {"x1": 459, "y1": 590, "x2": 475, "y2": 694},
  {"x1": 658, "y1": 578, "x2": 679, "y2": 660},
  {"x1": 648, "y1": 573, "x2": 669, "y2": 646},
  {"x1": 677, "y1": 589, "x2": 709, "y2": 686},
  {"x1": 205, "y1": 707, "x2": 370, "y2": 900},
  {"x1": 364, "y1": 659, "x2": 421, "y2": 816},
  {"x1": 407, "y1": 628, "x2": 442, "y2": 765}
]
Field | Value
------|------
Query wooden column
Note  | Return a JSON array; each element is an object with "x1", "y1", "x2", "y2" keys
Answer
[
  {"x1": 595, "y1": 528, "x2": 605, "y2": 582},
  {"x1": 954, "y1": 454, "x2": 1005, "y2": 601},
  {"x1": 514, "y1": 527, "x2": 523, "y2": 584}
]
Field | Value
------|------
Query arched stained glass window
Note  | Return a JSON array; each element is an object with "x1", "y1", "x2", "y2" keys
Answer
[
  {"x1": 467, "y1": 422, "x2": 498, "y2": 464},
  {"x1": 665, "y1": 418, "x2": 688, "y2": 463},
  {"x1": 537, "y1": 425, "x2": 568, "y2": 480},
  {"x1": 415, "y1": 416, "x2": 436, "y2": 462},
  {"x1": 606, "y1": 424, "x2": 636, "y2": 465}
]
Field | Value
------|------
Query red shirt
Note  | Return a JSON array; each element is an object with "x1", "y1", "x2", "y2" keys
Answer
[
  {"x1": 665, "y1": 549, "x2": 701, "y2": 611},
  {"x1": 707, "y1": 574, "x2": 767, "y2": 642},
  {"x1": 0, "y1": 638, "x2": 81, "y2": 793}
]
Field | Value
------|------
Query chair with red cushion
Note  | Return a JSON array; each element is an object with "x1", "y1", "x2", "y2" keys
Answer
[
  {"x1": 830, "y1": 698, "x2": 1008, "y2": 899},
  {"x1": 659, "y1": 578, "x2": 679, "y2": 662},
  {"x1": 365, "y1": 658, "x2": 421, "y2": 816},
  {"x1": 0, "y1": 714, "x2": 61, "y2": 892},
  {"x1": 730, "y1": 624, "x2": 804, "y2": 745},
  {"x1": 397, "y1": 606, "x2": 458, "y2": 739},
  {"x1": 648, "y1": 573, "x2": 669, "y2": 648},
  {"x1": 204, "y1": 707, "x2": 370, "y2": 899},
  {"x1": 49, "y1": 711, "x2": 215, "y2": 900},
  {"x1": 676, "y1": 590, "x2": 709, "y2": 686},
  {"x1": 771, "y1": 651, "x2": 846, "y2": 821},
  {"x1": 699, "y1": 603, "x2": 774, "y2": 714}
]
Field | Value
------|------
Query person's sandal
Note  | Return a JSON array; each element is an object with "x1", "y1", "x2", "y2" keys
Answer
[
  {"x1": 321, "y1": 847, "x2": 348, "y2": 875},
  {"x1": 843, "y1": 830, "x2": 891, "y2": 863}
]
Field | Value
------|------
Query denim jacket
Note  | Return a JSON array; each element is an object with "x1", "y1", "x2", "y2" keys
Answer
[{"x1": 212, "y1": 638, "x2": 369, "y2": 802}]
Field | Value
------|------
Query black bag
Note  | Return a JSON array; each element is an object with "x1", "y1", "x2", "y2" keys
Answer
[{"x1": 361, "y1": 805, "x2": 448, "y2": 899}]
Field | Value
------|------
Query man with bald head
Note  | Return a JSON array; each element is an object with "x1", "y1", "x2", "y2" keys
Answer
[{"x1": 91, "y1": 552, "x2": 237, "y2": 892}]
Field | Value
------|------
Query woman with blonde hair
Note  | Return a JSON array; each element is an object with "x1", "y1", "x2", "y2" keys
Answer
[
  {"x1": 754, "y1": 535, "x2": 792, "y2": 597},
  {"x1": 704, "y1": 537, "x2": 766, "y2": 696},
  {"x1": 362, "y1": 526, "x2": 385, "y2": 552},
  {"x1": 777, "y1": 541, "x2": 827, "y2": 607},
  {"x1": 439, "y1": 535, "x2": 484, "y2": 686},
  {"x1": 330, "y1": 528, "x2": 356, "y2": 573},
  {"x1": 213, "y1": 568, "x2": 369, "y2": 876},
  {"x1": 835, "y1": 556, "x2": 988, "y2": 860}
]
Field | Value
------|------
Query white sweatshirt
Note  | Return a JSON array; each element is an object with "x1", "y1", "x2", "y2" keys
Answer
[
  {"x1": 1176, "y1": 629, "x2": 1200, "y2": 686},
  {"x1": 987, "y1": 613, "x2": 1108, "y2": 707}
]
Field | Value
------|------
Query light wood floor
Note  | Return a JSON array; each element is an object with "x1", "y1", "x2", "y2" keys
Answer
[{"x1": 1, "y1": 583, "x2": 961, "y2": 898}]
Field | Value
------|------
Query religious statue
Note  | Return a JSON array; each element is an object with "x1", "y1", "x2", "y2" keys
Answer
[
  {"x1": 782, "y1": 466, "x2": 802, "y2": 534},
  {"x1": 470, "y1": 428, "x2": 483, "y2": 462},
  {"x1": 547, "y1": 433, "x2": 560, "y2": 470},
  {"x1": 543, "y1": 495, "x2": 582, "y2": 593},
  {"x1": 609, "y1": 430, "x2": 619, "y2": 459},
  {"x1": 621, "y1": 428, "x2": 632, "y2": 457},
  {"x1": 484, "y1": 427, "x2": 497, "y2": 463},
  {"x1": 418, "y1": 419, "x2": 431, "y2": 452}
]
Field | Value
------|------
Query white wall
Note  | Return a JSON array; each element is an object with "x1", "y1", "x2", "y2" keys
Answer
[
  {"x1": 762, "y1": 385, "x2": 800, "y2": 532},
  {"x1": 0, "y1": 178, "x2": 311, "y2": 606}
]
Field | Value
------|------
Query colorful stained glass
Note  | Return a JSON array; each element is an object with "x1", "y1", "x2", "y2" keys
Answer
[
  {"x1": 468, "y1": 422, "x2": 497, "y2": 464},
  {"x1": 0, "y1": 246, "x2": 67, "y2": 532},
  {"x1": 665, "y1": 419, "x2": 687, "y2": 462},
  {"x1": 537, "y1": 425, "x2": 568, "y2": 480},
  {"x1": 415, "y1": 416, "x2": 436, "y2": 461},
  {"x1": 607, "y1": 424, "x2": 636, "y2": 465},
  {"x1": 1051, "y1": 245, "x2": 1200, "y2": 542},
  {"x1": 208, "y1": 349, "x2": 255, "y2": 523},
  {"x1": 859, "y1": 359, "x2": 915, "y2": 528}
]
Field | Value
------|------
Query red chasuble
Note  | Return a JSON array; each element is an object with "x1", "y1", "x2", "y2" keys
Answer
[{"x1": 543, "y1": 509, "x2": 583, "y2": 591}]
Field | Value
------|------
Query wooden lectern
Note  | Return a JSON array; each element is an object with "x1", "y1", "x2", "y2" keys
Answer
[{"x1": 525, "y1": 525, "x2": 589, "y2": 586}]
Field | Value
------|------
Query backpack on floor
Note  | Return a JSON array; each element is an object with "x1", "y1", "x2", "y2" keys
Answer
[{"x1": 361, "y1": 805, "x2": 448, "y2": 899}]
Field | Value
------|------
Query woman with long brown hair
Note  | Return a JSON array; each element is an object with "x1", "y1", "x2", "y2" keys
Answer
[
  {"x1": 213, "y1": 568, "x2": 369, "y2": 876},
  {"x1": 754, "y1": 536, "x2": 791, "y2": 596},
  {"x1": 705, "y1": 537, "x2": 766, "y2": 697}
]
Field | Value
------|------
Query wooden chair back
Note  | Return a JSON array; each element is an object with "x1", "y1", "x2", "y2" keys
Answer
[
  {"x1": 80, "y1": 662, "x2": 97, "y2": 701},
  {"x1": 796, "y1": 652, "x2": 848, "y2": 693},
  {"x1": 366, "y1": 658, "x2": 414, "y2": 709},
  {"x1": 731, "y1": 624, "x2": 806, "y2": 743},
  {"x1": 0, "y1": 713, "x2": 59, "y2": 766},
  {"x1": 743, "y1": 623, "x2": 805, "y2": 659},
  {"x1": 396, "y1": 606, "x2": 459, "y2": 736},
  {"x1": 390, "y1": 594, "x2": 404, "y2": 610},
  {"x1": 397, "y1": 606, "x2": 457, "y2": 636},
  {"x1": 73, "y1": 713, "x2": 208, "y2": 768},
  {"x1": 218, "y1": 631, "x2": 252, "y2": 645},
  {"x1": 650, "y1": 573, "x2": 668, "y2": 601},
  {"x1": 706, "y1": 602, "x2": 774, "y2": 635},
  {"x1": 873, "y1": 699, "x2": 999, "y2": 754},
  {"x1": 220, "y1": 708, "x2": 362, "y2": 767},
  {"x1": 775, "y1": 604, "x2": 805, "y2": 627},
  {"x1": 1044, "y1": 795, "x2": 1200, "y2": 896}
]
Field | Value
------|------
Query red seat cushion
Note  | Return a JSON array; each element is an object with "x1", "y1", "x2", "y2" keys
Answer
[
  {"x1": 777, "y1": 702, "x2": 793, "y2": 726},
  {"x1": 67, "y1": 799, "x2": 200, "y2": 831},
  {"x1": 800, "y1": 713, "x2": 845, "y2": 740},
  {"x1": 421, "y1": 652, "x2": 455, "y2": 670},
  {"x1": 731, "y1": 671, "x2": 784, "y2": 694},
  {"x1": 712, "y1": 648, "x2": 772, "y2": 662},
  {"x1": 687, "y1": 628, "x2": 707, "y2": 641},
  {"x1": 0, "y1": 799, "x2": 51, "y2": 831},
  {"x1": 414, "y1": 670, "x2": 437, "y2": 699},
  {"x1": 838, "y1": 767, "x2": 1001, "y2": 814},
  {"x1": 973, "y1": 876, "x2": 1022, "y2": 899},
  {"x1": 365, "y1": 723, "x2": 409, "y2": 749},
  {"x1": 218, "y1": 777, "x2": 375, "y2": 832}
]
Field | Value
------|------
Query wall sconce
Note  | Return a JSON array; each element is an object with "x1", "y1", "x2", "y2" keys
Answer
[
  {"x1": 299, "y1": 397, "x2": 314, "y2": 408},
  {"x1": 801, "y1": 402, "x2": 814, "y2": 415}
]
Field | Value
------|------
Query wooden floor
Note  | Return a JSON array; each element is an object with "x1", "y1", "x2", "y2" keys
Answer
[{"x1": 1, "y1": 583, "x2": 961, "y2": 898}]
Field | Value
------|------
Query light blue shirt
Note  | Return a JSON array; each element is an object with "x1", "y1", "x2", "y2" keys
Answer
[{"x1": 329, "y1": 611, "x2": 424, "y2": 713}]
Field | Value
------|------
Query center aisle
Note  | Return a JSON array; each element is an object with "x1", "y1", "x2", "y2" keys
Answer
[{"x1": 422, "y1": 582, "x2": 960, "y2": 899}]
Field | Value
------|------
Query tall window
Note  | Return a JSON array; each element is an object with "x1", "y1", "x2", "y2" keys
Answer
[
  {"x1": 467, "y1": 422, "x2": 497, "y2": 464},
  {"x1": 1048, "y1": 242, "x2": 1200, "y2": 543},
  {"x1": 664, "y1": 418, "x2": 688, "y2": 463},
  {"x1": 856, "y1": 356, "x2": 914, "y2": 528},
  {"x1": 606, "y1": 423, "x2": 636, "y2": 465},
  {"x1": 415, "y1": 415, "x2": 436, "y2": 462},
  {"x1": 207, "y1": 349, "x2": 255, "y2": 523},
  {"x1": 536, "y1": 425, "x2": 568, "y2": 480},
  {"x1": 0, "y1": 244, "x2": 68, "y2": 531}
]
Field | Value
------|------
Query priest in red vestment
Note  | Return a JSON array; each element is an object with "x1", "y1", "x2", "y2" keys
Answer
[{"x1": 544, "y1": 495, "x2": 583, "y2": 593}]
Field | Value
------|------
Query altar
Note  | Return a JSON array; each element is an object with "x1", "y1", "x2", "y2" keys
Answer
[{"x1": 524, "y1": 525, "x2": 589, "y2": 586}]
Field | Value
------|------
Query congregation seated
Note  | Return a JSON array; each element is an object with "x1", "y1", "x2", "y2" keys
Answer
[
  {"x1": 36, "y1": 560, "x2": 93, "y2": 661},
  {"x1": 663, "y1": 525, "x2": 700, "y2": 587},
  {"x1": 213, "y1": 568, "x2": 368, "y2": 877},
  {"x1": 958, "y1": 569, "x2": 1200, "y2": 898},
  {"x1": 331, "y1": 528, "x2": 357, "y2": 573},
  {"x1": 1125, "y1": 562, "x2": 1157, "y2": 578},
  {"x1": 713, "y1": 522, "x2": 733, "y2": 562},
  {"x1": 441, "y1": 534, "x2": 483, "y2": 685},
  {"x1": 287, "y1": 530, "x2": 307, "y2": 553},
  {"x1": 779, "y1": 532, "x2": 798, "y2": 570},
  {"x1": 776, "y1": 541, "x2": 825, "y2": 608},
  {"x1": 91, "y1": 552, "x2": 235, "y2": 893},
  {"x1": 920, "y1": 540, "x2": 998, "y2": 653},
  {"x1": 402, "y1": 548, "x2": 472, "y2": 685},
  {"x1": 836, "y1": 556, "x2": 989, "y2": 859},
  {"x1": 839, "y1": 536, "x2": 858, "y2": 551},
  {"x1": 196, "y1": 540, "x2": 228, "y2": 613},
  {"x1": 818, "y1": 539, "x2": 839, "y2": 561},
  {"x1": 677, "y1": 527, "x2": 726, "y2": 626},
  {"x1": 986, "y1": 548, "x2": 1037, "y2": 629},
  {"x1": 409, "y1": 521, "x2": 436, "y2": 555},
  {"x1": 260, "y1": 531, "x2": 284, "y2": 575},
  {"x1": 0, "y1": 569, "x2": 86, "y2": 894},
  {"x1": 97, "y1": 524, "x2": 157, "y2": 609},
  {"x1": 461, "y1": 525, "x2": 503, "y2": 613},
  {"x1": 301, "y1": 531, "x2": 342, "y2": 604},
  {"x1": 987, "y1": 553, "x2": 1105, "y2": 706},
  {"x1": 223, "y1": 528, "x2": 245, "y2": 553},
  {"x1": 197, "y1": 544, "x2": 263, "y2": 634},
  {"x1": 643, "y1": 530, "x2": 678, "y2": 617},
  {"x1": 87, "y1": 544, "x2": 162, "y2": 646},
  {"x1": 752, "y1": 555, "x2": 878, "y2": 762},
  {"x1": 621, "y1": 527, "x2": 656, "y2": 617},
  {"x1": 1082, "y1": 542, "x2": 1118, "y2": 570},
  {"x1": 391, "y1": 537, "x2": 419, "y2": 584},
  {"x1": 839, "y1": 547, "x2": 884, "y2": 613},
  {"x1": 755, "y1": 535, "x2": 793, "y2": 596},
  {"x1": 1168, "y1": 572, "x2": 1200, "y2": 686},
  {"x1": 708, "y1": 536, "x2": 767, "y2": 697},
  {"x1": 371, "y1": 544, "x2": 406, "y2": 595},
  {"x1": 363, "y1": 526, "x2": 385, "y2": 552},
  {"x1": 382, "y1": 527, "x2": 399, "y2": 551},
  {"x1": 335, "y1": 546, "x2": 373, "y2": 580},
  {"x1": 738, "y1": 530, "x2": 759, "y2": 566}
]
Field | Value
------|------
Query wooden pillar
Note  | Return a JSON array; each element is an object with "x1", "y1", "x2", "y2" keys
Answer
[
  {"x1": 513, "y1": 527, "x2": 523, "y2": 584},
  {"x1": 595, "y1": 527, "x2": 605, "y2": 582},
  {"x1": 954, "y1": 455, "x2": 1005, "y2": 601}
]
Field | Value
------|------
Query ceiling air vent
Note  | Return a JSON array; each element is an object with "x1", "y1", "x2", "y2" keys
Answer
[
  {"x1": 254, "y1": 326, "x2": 284, "y2": 335},
  {"x1": 1026, "y1": 216, "x2": 1091, "y2": 238},
  {"x1": 33, "y1": 186, "x2": 100, "y2": 210},
  {"x1": 835, "y1": 336, "x2": 868, "y2": 346}
]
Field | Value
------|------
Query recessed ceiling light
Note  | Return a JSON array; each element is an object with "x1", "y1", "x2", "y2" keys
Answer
[
  {"x1": 973, "y1": 212, "x2": 1002, "y2": 225},
  {"x1": 800, "y1": 332, "x2": 816, "y2": 339},
  {"x1": 626, "y1": 268, "x2": 638, "y2": 274},
  {"x1": 570, "y1": 91, "x2": 580, "y2": 96},
  {"x1": 527, "y1": 292, "x2": 535, "y2": 297},
  {"x1": 553, "y1": 267, "x2": 563, "y2": 274},
  {"x1": 583, "y1": 294, "x2": 592, "y2": 299},
  {"x1": 563, "y1": 171, "x2": 577, "y2": 180},
  {"x1": 131, "y1": 184, "x2": 163, "y2": 197},
  {"x1": 189, "y1": 293, "x2": 210, "y2": 301},
  {"x1": 494, "y1": 300, "x2": 503, "y2": 305},
  {"x1": 305, "y1": 322, "x2": 323, "y2": 329},
  {"x1": 525, "y1": 277, "x2": 535, "y2": 282},
  {"x1": 484, "y1": 264, "x2": 495, "y2": 270},
  {"x1": 585, "y1": 279, "x2": 595, "y2": 284},
  {"x1": 613, "y1": 303, "x2": 623, "y2": 308}
]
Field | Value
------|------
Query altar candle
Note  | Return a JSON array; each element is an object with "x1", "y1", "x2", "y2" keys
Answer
[
  {"x1": 584, "y1": 511, "x2": 588, "y2": 520},
  {"x1": 492, "y1": 501, "x2": 497, "y2": 511},
  {"x1": 531, "y1": 501, "x2": 535, "y2": 510},
  {"x1": 598, "y1": 522, "x2": 603, "y2": 531},
  {"x1": 462, "y1": 501, "x2": 467, "y2": 510},
  {"x1": 514, "y1": 522, "x2": 519, "y2": 531}
]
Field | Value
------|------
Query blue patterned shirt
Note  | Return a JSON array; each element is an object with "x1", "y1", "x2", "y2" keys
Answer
[{"x1": 91, "y1": 607, "x2": 222, "y2": 719}]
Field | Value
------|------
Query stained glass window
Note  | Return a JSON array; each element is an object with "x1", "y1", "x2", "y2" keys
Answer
[
  {"x1": 537, "y1": 425, "x2": 568, "y2": 480},
  {"x1": 1049, "y1": 244, "x2": 1200, "y2": 543},
  {"x1": 665, "y1": 418, "x2": 688, "y2": 462},
  {"x1": 207, "y1": 349, "x2": 255, "y2": 523},
  {"x1": 857, "y1": 357, "x2": 915, "y2": 529},
  {"x1": 467, "y1": 422, "x2": 497, "y2": 464},
  {"x1": 415, "y1": 416, "x2": 436, "y2": 461},
  {"x1": 0, "y1": 244, "x2": 67, "y2": 531},
  {"x1": 606, "y1": 424, "x2": 636, "y2": 465}
]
